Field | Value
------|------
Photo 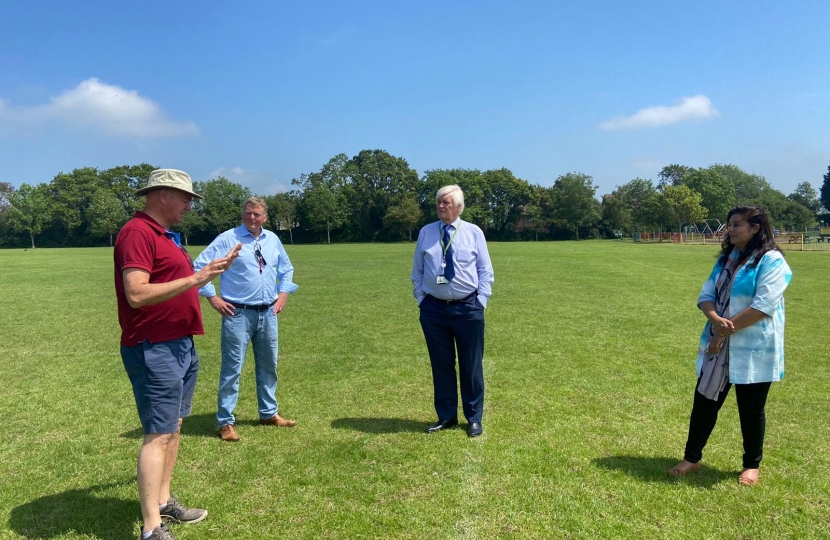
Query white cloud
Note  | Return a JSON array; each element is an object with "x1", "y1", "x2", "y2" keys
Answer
[
  {"x1": 600, "y1": 95, "x2": 719, "y2": 131},
  {"x1": 207, "y1": 167, "x2": 292, "y2": 196},
  {"x1": 0, "y1": 78, "x2": 199, "y2": 137}
]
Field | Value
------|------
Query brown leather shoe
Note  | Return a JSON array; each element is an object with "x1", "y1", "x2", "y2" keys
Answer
[
  {"x1": 668, "y1": 460, "x2": 701, "y2": 477},
  {"x1": 259, "y1": 414, "x2": 296, "y2": 427},
  {"x1": 218, "y1": 424, "x2": 240, "y2": 442},
  {"x1": 738, "y1": 468, "x2": 759, "y2": 486}
]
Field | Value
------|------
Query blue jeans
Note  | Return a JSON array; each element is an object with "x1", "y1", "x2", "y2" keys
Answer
[{"x1": 217, "y1": 307, "x2": 280, "y2": 427}]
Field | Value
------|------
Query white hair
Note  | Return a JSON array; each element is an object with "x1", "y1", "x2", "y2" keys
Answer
[{"x1": 435, "y1": 185, "x2": 465, "y2": 213}]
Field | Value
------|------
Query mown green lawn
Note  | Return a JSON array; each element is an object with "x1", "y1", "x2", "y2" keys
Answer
[{"x1": 0, "y1": 241, "x2": 828, "y2": 540}]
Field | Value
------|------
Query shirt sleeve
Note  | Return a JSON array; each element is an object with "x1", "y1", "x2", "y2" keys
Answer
[
  {"x1": 411, "y1": 228, "x2": 426, "y2": 305},
  {"x1": 696, "y1": 261, "x2": 722, "y2": 308},
  {"x1": 275, "y1": 238, "x2": 299, "y2": 294},
  {"x1": 115, "y1": 228, "x2": 155, "y2": 273},
  {"x1": 192, "y1": 234, "x2": 228, "y2": 298},
  {"x1": 750, "y1": 252, "x2": 792, "y2": 316},
  {"x1": 474, "y1": 227, "x2": 494, "y2": 308}
]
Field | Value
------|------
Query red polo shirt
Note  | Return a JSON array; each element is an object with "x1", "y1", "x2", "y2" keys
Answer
[{"x1": 114, "y1": 211, "x2": 204, "y2": 346}]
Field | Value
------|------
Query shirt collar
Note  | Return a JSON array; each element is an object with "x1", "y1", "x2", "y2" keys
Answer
[
  {"x1": 134, "y1": 211, "x2": 166, "y2": 235},
  {"x1": 236, "y1": 223, "x2": 263, "y2": 240},
  {"x1": 441, "y1": 217, "x2": 462, "y2": 229}
]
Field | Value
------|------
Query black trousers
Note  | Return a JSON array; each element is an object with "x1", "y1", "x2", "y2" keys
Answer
[
  {"x1": 683, "y1": 380, "x2": 772, "y2": 469},
  {"x1": 419, "y1": 294, "x2": 485, "y2": 423}
]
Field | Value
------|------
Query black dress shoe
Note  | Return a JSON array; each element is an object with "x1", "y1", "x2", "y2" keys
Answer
[
  {"x1": 426, "y1": 418, "x2": 458, "y2": 433},
  {"x1": 467, "y1": 422, "x2": 482, "y2": 437}
]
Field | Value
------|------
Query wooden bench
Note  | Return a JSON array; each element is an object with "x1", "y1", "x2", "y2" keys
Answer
[{"x1": 788, "y1": 235, "x2": 812, "y2": 244}]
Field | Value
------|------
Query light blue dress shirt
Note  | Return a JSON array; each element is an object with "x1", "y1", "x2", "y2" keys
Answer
[
  {"x1": 193, "y1": 225, "x2": 298, "y2": 304},
  {"x1": 695, "y1": 248, "x2": 791, "y2": 384},
  {"x1": 411, "y1": 218, "x2": 494, "y2": 308}
]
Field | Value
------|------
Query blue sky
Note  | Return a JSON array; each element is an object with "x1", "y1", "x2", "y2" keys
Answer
[{"x1": 1, "y1": 1, "x2": 828, "y2": 197}]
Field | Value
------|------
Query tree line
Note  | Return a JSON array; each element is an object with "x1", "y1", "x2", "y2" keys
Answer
[{"x1": 1, "y1": 151, "x2": 828, "y2": 248}]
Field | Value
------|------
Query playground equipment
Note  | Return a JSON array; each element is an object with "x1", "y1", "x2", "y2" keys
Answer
[
  {"x1": 636, "y1": 224, "x2": 830, "y2": 251},
  {"x1": 688, "y1": 219, "x2": 724, "y2": 238},
  {"x1": 677, "y1": 219, "x2": 724, "y2": 245}
]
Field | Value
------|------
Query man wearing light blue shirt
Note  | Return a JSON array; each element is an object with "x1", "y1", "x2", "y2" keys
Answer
[
  {"x1": 193, "y1": 197, "x2": 299, "y2": 442},
  {"x1": 411, "y1": 185, "x2": 494, "y2": 438}
]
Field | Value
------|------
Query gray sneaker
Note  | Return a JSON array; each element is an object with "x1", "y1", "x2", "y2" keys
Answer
[
  {"x1": 159, "y1": 497, "x2": 208, "y2": 524},
  {"x1": 141, "y1": 523, "x2": 176, "y2": 540}
]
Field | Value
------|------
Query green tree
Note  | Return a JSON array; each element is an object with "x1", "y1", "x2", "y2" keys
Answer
[
  {"x1": 522, "y1": 185, "x2": 554, "y2": 240},
  {"x1": 383, "y1": 198, "x2": 422, "y2": 241},
  {"x1": 522, "y1": 203, "x2": 543, "y2": 240},
  {"x1": 174, "y1": 181, "x2": 206, "y2": 246},
  {"x1": 482, "y1": 168, "x2": 533, "y2": 236},
  {"x1": 660, "y1": 185, "x2": 707, "y2": 232},
  {"x1": 707, "y1": 164, "x2": 771, "y2": 202},
  {"x1": 787, "y1": 182, "x2": 821, "y2": 213},
  {"x1": 601, "y1": 193, "x2": 632, "y2": 235},
  {"x1": 820, "y1": 162, "x2": 830, "y2": 212},
  {"x1": 202, "y1": 177, "x2": 252, "y2": 234},
  {"x1": 684, "y1": 169, "x2": 736, "y2": 221},
  {"x1": 342, "y1": 150, "x2": 420, "y2": 241},
  {"x1": 746, "y1": 188, "x2": 816, "y2": 230},
  {"x1": 46, "y1": 167, "x2": 100, "y2": 243},
  {"x1": 294, "y1": 165, "x2": 348, "y2": 244},
  {"x1": 0, "y1": 181, "x2": 13, "y2": 214},
  {"x1": 549, "y1": 172, "x2": 601, "y2": 240},
  {"x1": 0, "y1": 182, "x2": 14, "y2": 244},
  {"x1": 99, "y1": 163, "x2": 158, "y2": 217},
  {"x1": 265, "y1": 191, "x2": 299, "y2": 244},
  {"x1": 87, "y1": 189, "x2": 128, "y2": 246},
  {"x1": 8, "y1": 183, "x2": 51, "y2": 248},
  {"x1": 657, "y1": 164, "x2": 695, "y2": 189},
  {"x1": 779, "y1": 201, "x2": 817, "y2": 230},
  {"x1": 613, "y1": 178, "x2": 662, "y2": 230}
]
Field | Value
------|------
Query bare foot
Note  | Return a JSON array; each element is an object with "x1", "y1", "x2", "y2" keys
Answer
[
  {"x1": 738, "y1": 468, "x2": 759, "y2": 486},
  {"x1": 668, "y1": 460, "x2": 701, "y2": 477}
]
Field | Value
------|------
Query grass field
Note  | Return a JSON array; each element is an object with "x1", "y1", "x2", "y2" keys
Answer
[{"x1": 1, "y1": 241, "x2": 828, "y2": 540}]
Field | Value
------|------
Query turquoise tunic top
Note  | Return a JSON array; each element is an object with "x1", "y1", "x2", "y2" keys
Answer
[{"x1": 696, "y1": 248, "x2": 792, "y2": 384}]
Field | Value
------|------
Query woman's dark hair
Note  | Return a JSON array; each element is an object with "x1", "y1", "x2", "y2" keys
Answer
[{"x1": 717, "y1": 205, "x2": 782, "y2": 268}]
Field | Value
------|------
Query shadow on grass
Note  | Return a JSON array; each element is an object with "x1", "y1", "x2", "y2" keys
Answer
[
  {"x1": 331, "y1": 417, "x2": 428, "y2": 434},
  {"x1": 119, "y1": 413, "x2": 221, "y2": 440},
  {"x1": 9, "y1": 482, "x2": 138, "y2": 540},
  {"x1": 592, "y1": 455, "x2": 735, "y2": 488}
]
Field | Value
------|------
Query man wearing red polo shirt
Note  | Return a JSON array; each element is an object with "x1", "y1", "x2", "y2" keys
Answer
[{"x1": 114, "y1": 169, "x2": 241, "y2": 540}]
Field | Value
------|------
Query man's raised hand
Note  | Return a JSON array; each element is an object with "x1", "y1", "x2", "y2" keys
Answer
[{"x1": 194, "y1": 243, "x2": 242, "y2": 287}]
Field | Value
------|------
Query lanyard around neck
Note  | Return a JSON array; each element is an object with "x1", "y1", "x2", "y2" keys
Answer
[{"x1": 440, "y1": 222, "x2": 460, "y2": 256}]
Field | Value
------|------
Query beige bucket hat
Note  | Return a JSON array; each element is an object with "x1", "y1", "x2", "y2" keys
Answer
[{"x1": 135, "y1": 169, "x2": 204, "y2": 199}]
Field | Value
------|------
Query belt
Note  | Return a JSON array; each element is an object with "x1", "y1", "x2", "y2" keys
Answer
[
  {"x1": 229, "y1": 301, "x2": 275, "y2": 312},
  {"x1": 427, "y1": 292, "x2": 477, "y2": 305}
]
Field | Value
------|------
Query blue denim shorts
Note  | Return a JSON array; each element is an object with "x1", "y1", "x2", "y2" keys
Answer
[{"x1": 120, "y1": 336, "x2": 200, "y2": 435}]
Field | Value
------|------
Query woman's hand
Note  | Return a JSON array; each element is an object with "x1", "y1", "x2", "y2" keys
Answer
[
  {"x1": 710, "y1": 316, "x2": 736, "y2": 337},
  {"x1": 701, "y1": 301, "x2": 735, "y2": 337},
  {"x1": 706, "y1": 336, "x2": 726, "y2": 355}
]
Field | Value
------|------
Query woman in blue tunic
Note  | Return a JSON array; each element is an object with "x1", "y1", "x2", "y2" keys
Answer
[{"x1": 669, "y1": 206, "x2": 792, "y2": 486}]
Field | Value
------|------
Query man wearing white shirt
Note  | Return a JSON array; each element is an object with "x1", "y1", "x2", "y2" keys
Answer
[{"x1": 411, "y1": 185, "x2": 494, "y2": 438}]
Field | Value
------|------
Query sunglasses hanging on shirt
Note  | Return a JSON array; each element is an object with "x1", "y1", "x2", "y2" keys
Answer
[{"x1": 254, "y1": 242, "x2": 267, "y2": 274}]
